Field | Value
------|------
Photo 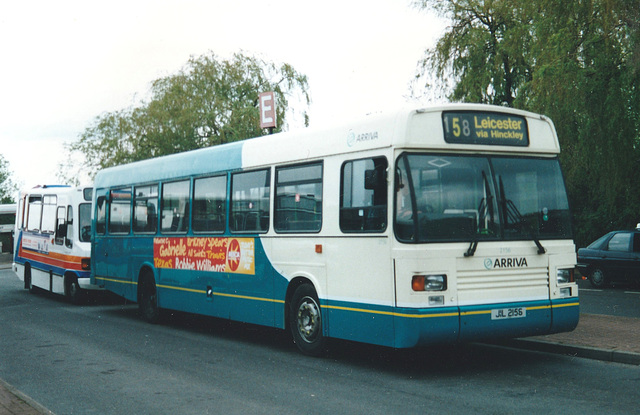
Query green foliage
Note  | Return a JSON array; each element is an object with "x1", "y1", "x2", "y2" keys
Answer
[
  {"x1": 66, "y1": 52, "x2": 310, "y2": 178},
  {"x1": 414, "y1": 0, "x2": 640, "y2": 246},
  {"x1": 0, "y1": 155, "x2": 17, "y2": 203}
]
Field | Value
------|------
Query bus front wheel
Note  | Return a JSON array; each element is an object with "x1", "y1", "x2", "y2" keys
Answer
[
  {"x1": 139, "y1": 273, "x2": 160, "y2": 324},
  {"x1": 289, "y1": 284, "x2": 326, "y2": 356},
  {"x1": 65, "y1": 276, "x2": 84, "y2": 304}
]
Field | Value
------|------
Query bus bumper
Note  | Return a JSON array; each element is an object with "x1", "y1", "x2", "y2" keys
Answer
[{"x1": 392, "y1": 298, "x2": 579, "y2": 349}]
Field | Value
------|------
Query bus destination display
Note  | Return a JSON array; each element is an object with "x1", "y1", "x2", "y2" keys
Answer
[{"x1": 442, "y1": 111, "x2": 529, "y2": 146}]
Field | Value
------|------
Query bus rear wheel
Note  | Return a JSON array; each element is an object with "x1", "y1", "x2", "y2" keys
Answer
[
  {"x1": 24, "y1": 265, "x2": 35, "y2": 293},
  {"x1": 139, "y1": 274, "x2": 160, "y2": 324},
  {"x1": 289, "y1": 284, "x2": 326, "y2": 356}
]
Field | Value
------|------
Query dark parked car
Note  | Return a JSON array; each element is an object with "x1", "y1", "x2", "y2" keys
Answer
[{"x1": 577, "y1": 227, "x2": 640, "y2": 288}]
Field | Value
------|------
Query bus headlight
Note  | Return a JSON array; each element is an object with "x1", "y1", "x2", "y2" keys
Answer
[
  {"x1": 556, "y1": 268, "x2": 574, "y2": 284},
  {"x1": 412, "y1": 275, "x2": 447, "y2": 291}
]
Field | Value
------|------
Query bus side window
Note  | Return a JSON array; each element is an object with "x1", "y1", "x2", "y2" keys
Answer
[
  {"x1": 230, "y1": 169, "x2": 271, "y2": 233},
  {"x1": 41, "y1": 195, "x2": 57, "y2": 234},
  {"x1": 275, "y1": 162, "x2": 322, "y2": 233},
  {"x1": 340, "y1": 157, "x2": 388, "y2": 233},
  {"x1": 193, "y1": 176, "x2": 226, "y2": 233},
  {"x1": 96, "y1": 196, "x2": 107, "y2": 235},
  {"x1": 109, "y1": 188, "x2": 132, "y2": 235},
  {"x1": 161, "y1": 181, "x2": 190, "y2": 233},
  {"x1": 27, "y1": 196, "x2": 42, "y2": 232},
  {"x1": 134, "y1": 184, "x2": 159, "y2": 234},
  {"x1": 65, "y1": 205, "x2": 73, "y2": 248},
  {"x1": 55, "y1": 206, "x2": 66, "y2": 245}
]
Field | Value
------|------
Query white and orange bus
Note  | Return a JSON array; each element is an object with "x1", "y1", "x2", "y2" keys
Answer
[{"x1": 13, "y1": 185, "x2": 100, "y2": 302}]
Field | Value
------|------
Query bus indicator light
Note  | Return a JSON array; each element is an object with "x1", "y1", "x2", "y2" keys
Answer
[
  {"x1": 412, "y1": 275, "x2": 425, "y2": 291},
  {"x1": 81, "y1": 258, "x2": 91, "y2": 271}
]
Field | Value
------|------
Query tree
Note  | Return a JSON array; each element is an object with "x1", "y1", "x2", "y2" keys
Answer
[
  {"x1": 0, "y1": 155, "x2": 17, "y2": 203},
  {"x1": 413, "y1": 0, "x2": 640, "y2": 246},
  {"x1": 65, "y1": 52, "x2": 310, "y2": 179}
]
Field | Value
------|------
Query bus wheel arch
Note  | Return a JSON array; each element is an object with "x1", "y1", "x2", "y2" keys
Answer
[
  {"x1": 64, "y1": 272, "x2": 84, "y2": 304},
  {"x1": 286, "y1": 278, "x2": 327, "y2": 356},
  {"x1": 138, "y1": 267, "x2": 160, "y2": 324}
]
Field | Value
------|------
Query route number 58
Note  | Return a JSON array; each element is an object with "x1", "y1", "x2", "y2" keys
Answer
[{"x1": 444, "y1": 116, "x2": 471, "y2": 137}]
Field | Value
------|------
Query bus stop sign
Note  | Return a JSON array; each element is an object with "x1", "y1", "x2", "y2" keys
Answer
[{"x1": 259, "y1": 91, "x2": 276, "y2": 129}]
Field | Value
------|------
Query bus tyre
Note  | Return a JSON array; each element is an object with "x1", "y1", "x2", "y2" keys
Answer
[
  {"x1": 589, "y1": 268, "x2": 606, "y2": 288},
  {"x1": 139, "y1": 274, "x2": 160, "y2": 324},
  {"x1": 25, "y1": 266, "x2": 35, "y2": 293},
  {"x1": 289, "y1": 284, "x2": 326, "y2": 357},
  {"x1": 65, "y1": 277, "x2": 83, "y2": 305}
]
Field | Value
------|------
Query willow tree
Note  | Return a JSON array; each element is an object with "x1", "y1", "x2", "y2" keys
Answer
[
  {"x1": 65, "y1": 52, "x2": 310, "y2": 179},
  {"x1": 414, "y1": 0, "x2": 640, "y2": 246}
]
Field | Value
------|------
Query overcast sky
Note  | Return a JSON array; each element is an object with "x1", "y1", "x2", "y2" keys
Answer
[{"x1": 0, "y1": 0, "x2": 445, "y2": 189}]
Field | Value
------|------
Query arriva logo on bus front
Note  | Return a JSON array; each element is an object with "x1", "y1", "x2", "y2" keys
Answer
[{"x1": 484, "y1": 257, "x2": 529, "y2": 270}]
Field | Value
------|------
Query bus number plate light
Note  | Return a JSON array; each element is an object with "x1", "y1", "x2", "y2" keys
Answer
[{"x1": 428, "y1": 295, "x2": 445, "y2": 306}]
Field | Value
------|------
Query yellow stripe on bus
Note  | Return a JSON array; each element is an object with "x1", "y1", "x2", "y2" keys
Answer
[
  {"x1": 323, "y1": 305, "x2": 458, "y2": 319},
  {"x1": 96, "y1": 277, "x2": 285, "y2": 304},
  {"x1": 95, "y1": 276, "x2": 579, "y2": 317}
]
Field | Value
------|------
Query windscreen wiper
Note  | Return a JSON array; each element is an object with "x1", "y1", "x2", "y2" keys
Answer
[
  {"x1": 499, "y1": 178, "x2": 546, "y2": 254},
  {"x1": 465, "y1": 171, "x2": 493, "y2": 257}
]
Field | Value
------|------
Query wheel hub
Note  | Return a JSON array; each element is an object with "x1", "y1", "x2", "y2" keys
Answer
[{"x1": 297, "y1": 297, "x2": 320, "y2": 343}]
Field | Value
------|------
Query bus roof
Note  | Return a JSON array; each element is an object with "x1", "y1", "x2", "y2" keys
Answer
[
  {"x1": 0, "y1": 204, "x2": 17, "y2": 214},
  {"x1": 94, "y1": 104, "x2": 560, "y2": 189}
]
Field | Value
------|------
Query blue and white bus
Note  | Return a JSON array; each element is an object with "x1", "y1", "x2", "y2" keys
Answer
[{"x1": 91, "y1": 104, "x2": 579, "y2": 355}]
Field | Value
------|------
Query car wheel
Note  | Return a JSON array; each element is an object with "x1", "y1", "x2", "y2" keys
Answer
[{"x1": 589, "y1": 268, "x2": 606, "y2": 288}]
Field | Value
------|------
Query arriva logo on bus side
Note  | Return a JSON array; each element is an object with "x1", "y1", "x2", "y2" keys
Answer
[
  {"x1": 484, "y1": 257, "x2": 528, "y2": 270},
  {"x1": 347, "y1": 130, "x2": 379, "y2": 147}
]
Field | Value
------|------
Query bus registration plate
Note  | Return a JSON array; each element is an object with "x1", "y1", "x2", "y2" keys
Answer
[{"x1": 491, "y1": 307, "x2": 526, "y2": 320}]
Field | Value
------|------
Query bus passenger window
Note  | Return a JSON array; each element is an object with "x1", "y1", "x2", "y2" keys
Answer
[
  {"x1": 161, "y1": 180, "x2": 190, "y2": 233},
  {"x1": 275, "y1": 162, "x2": 322, "y2": 233},
  {"x1": 65, "y1": 206, "x2": 74, "y2": 248},
  {"x1": 340, "y1": 157, "x2": 388, "y2": 233},
  {"x1": 193, "y1": 176, "x2": 226, "y2": 233},
  {"x1": 230, "y1": 169, "x2": 270, "y2": 233},
  {"x1": 79, "y1": 203, "x2": 92, "y2": 242},
  {"x1": 55, "y1": 206, "x2": 66, "y2": 245},
  {"x1": 96, "y1": 196, "x2": 106, "y2": 235},
  {"x1": 27, "y1": 196, "x2": 42, "y2": 232},
  {"x1": 41, "y1": 195, "x2": 57, "y2": 234},
  {"x1": 109, "y1": 188, "x2": 132, "y2": 234},
  {"x1": 134, "y1": 184, "x2": 159, "y2": 234}
]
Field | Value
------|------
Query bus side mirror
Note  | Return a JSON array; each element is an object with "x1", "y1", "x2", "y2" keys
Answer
[
  {"x1": 56, "y1": 222, "x2": 67, "y2": 239},
  {"x1": 365, "y1": 168, "x2": 384, "y2": 190}
]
